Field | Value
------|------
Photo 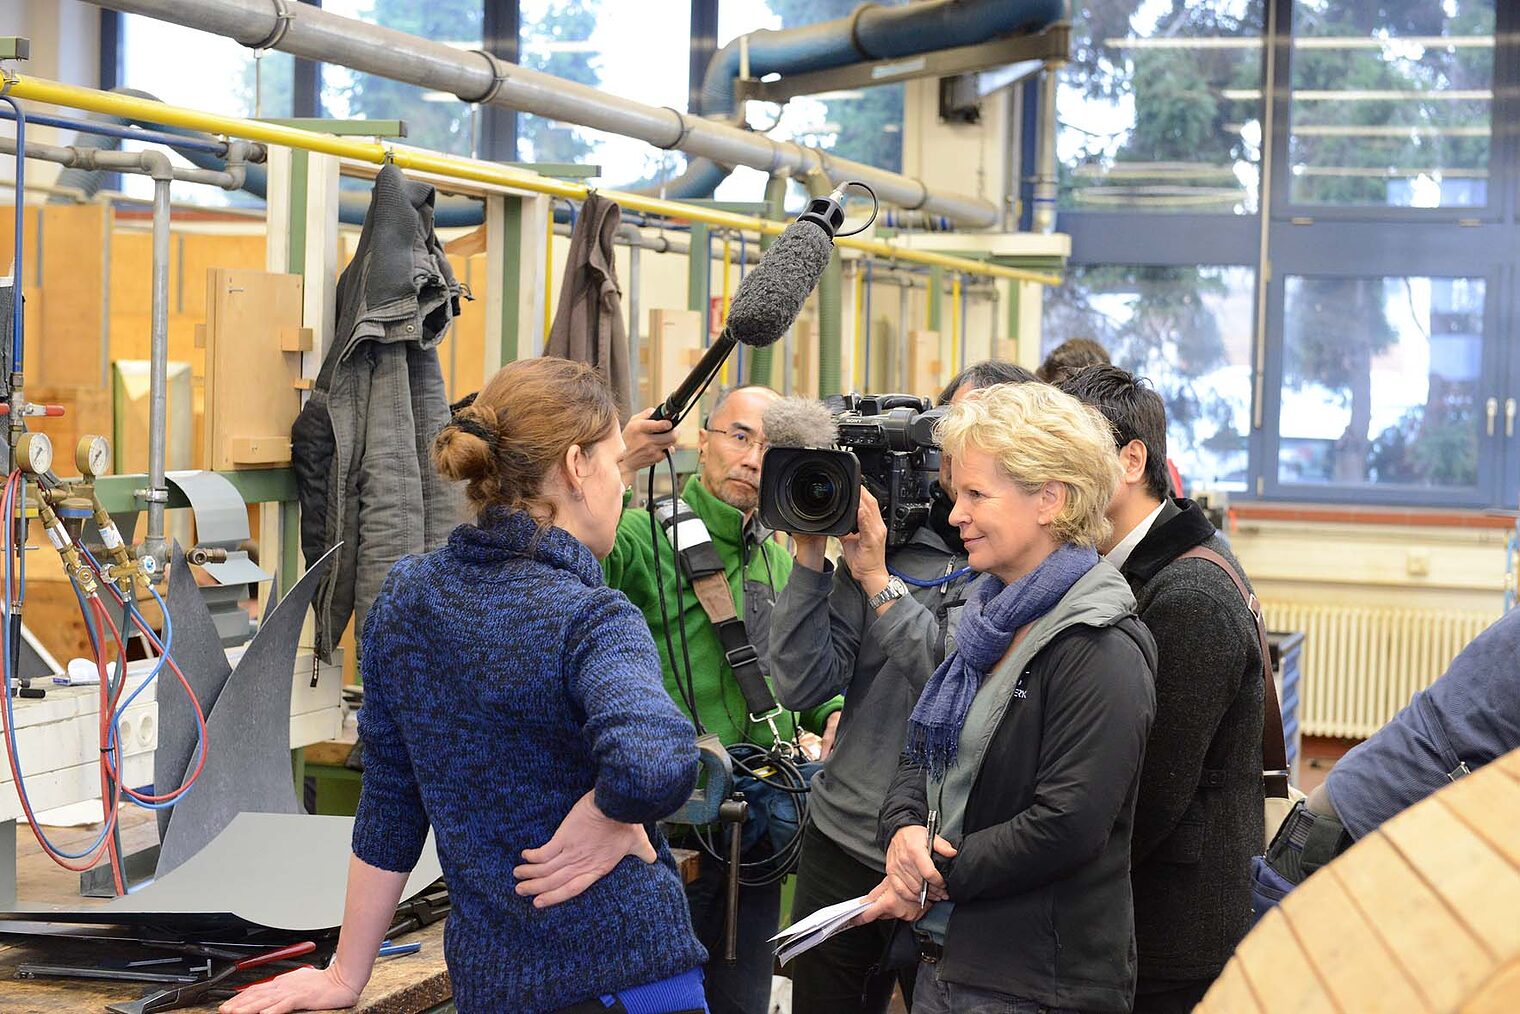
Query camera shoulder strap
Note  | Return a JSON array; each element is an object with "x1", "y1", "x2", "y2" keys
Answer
[{"x1": 653, "y1": 498, "x2": 780, "y2": 720}]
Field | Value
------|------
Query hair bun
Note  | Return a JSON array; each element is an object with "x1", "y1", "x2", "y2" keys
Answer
[{"x1": 434, "y1": 403, "x2": 501, "y2": 484}]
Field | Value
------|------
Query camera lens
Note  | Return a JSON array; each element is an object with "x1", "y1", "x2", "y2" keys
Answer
[
  {"x1": 784, "y1": 460, "x2": 850, "y2": 525},
  {"x1": 790, "y1": 472, "x2": 840, "y2": 522}
]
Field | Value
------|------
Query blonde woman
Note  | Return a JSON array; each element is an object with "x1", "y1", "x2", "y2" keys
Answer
[{"x1": 863, "y1": 382, "x2": 1158, "y2": 1014}]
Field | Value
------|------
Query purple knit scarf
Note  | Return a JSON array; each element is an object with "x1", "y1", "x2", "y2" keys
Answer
[{"x1": 905, "y1": 543, "x2": 1099, "y2": 778}]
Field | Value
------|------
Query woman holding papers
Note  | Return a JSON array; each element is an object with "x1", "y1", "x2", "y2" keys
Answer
[{"x1": 866, "y1": 383, "x2": 1157, "y2": 1014}]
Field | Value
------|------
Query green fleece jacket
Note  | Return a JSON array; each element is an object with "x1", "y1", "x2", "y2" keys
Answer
[{"x1": 603, "y1": 475, "x2": 842, "y2": 748}]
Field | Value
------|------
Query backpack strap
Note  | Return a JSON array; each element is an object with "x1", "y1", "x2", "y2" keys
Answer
[{"x1": 1177, "y1": 545, "x2": 1289, "y2": 800}]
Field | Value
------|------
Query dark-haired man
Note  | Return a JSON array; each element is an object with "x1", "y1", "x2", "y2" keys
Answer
[{"x1": 1061, "y1": 365, "x2": 1264, "y2": 1014}]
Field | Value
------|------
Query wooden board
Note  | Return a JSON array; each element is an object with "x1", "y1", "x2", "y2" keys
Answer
[
  {"x1": 37, "y1": 204, "x2": 110, "y2": 390},
  {"x1": 791, "y1": 318, "x2": 820, "y2": 400},
  {"x1": 643, "y1": 308, "x2": 703, "y2": 447},
  {"x1": 1202, "y1": 746, "x2": 1520, "y2": 1012},
  {"x1": 0, "y1": 206, "x2": 42, "y2": 280},
  {"x1": 201, "y1": 268, "x2": 305, "y2": 471},
  {"x1": 440, "y1": 253, "x2": 488, "y2": 402},
  {"x1": 906, "y1": 329, "x2": 943, "y2": 398}
]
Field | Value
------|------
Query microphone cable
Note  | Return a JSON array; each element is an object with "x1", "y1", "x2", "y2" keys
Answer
[
  {"x1": 691, "y1": 740, "x2": 812, "y2": 887},
  {"x1": 647, "y1": 451, "x2": 703, "y2": 733}
]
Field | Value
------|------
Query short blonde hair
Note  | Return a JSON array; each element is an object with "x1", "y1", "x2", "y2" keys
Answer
[{"x1": 935, "y1": 382, "x2": 1122, "y2": 548}]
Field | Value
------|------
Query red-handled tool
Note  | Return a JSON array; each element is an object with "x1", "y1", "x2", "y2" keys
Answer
[
  {"x1": 0, "y1": 402, "x2": 65, "y2": 416},
  {"x1": 105, "y1": 940, "x2": 317, "y2": 1014}
]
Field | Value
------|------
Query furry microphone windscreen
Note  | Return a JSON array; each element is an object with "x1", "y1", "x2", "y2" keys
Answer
[
  {"x1": 725, "y1": 220, "x2": 836, "y2": 348},
  {"x1": 762, "y1": 397, "x2": 840, "y2": 450}
]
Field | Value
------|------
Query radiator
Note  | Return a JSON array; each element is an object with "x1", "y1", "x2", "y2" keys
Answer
[{"x1": 1261, "y1": 600, "x2": 1499, "y2": 739}]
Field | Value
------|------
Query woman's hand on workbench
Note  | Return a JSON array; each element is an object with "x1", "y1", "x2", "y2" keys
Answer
[
  {"x1": 217, "y1": 964, "x2": 362, "y2": 1014},
  {"x1": 513, "y1": 790, "x2": 657, "y2": 907}
]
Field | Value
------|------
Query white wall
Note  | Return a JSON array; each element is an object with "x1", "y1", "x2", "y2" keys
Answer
[{"x1": 0, "y1": 0, "x2": 102, "y2": 197}]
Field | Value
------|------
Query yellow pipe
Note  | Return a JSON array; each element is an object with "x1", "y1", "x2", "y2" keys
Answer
[
  {"x1": 6, "y1": 76, "x2": 1064, "y2": 287},
  {"x1": 544, "y1": 204, "x2": 556, "y2": 342},
  {"x1": 719, "y1": 233, "x2": 732, "y2": 387},
  {"x1": 852, "y1": 264, "x2": 865, "y2": 390},
  {"x1": 951, "y1": 274, "x2": 962, "y2": 377}
]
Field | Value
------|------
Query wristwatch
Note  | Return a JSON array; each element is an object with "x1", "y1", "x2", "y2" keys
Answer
[{"x1": 867, "y1": 576, "x2": 909, "y2": 611}]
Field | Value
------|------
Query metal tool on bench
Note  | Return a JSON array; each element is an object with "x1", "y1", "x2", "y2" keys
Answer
[
  {"x1": 105, "y1": 940, "x2": 316, "y2": 1014},
  {"x1": 386, "y1": 881, "x2": 451, "y2": 938}
]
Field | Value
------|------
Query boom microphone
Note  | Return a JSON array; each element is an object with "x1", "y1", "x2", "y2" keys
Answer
[{"x1": 652, "y1": 184, "x2": 863, "y2": 424}]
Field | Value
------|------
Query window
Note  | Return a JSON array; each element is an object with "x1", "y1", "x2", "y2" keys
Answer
[
  {"x1": 1043, "y1": 266, "x2": 1256, "y2": 493},
  {"x1": 517, "y1": 0, "x2": 691, "y2": 185},
  {"x1": 320, "y1": 0, "x2": 482, "y2": 157},
  {"x1": 1287, "y1": 0, "x2": 1496, "y2": 208},
  {"x1": 715, "y1": 0, "x2": 907, "y2": 204},
  {"x1": 1058, "y1": 0, "x2": 1264, "y2": 213},
  {"x1": 118, "y1": 17, "x2": 287, "y2": 206},
  {"x1": 1278, "y1": 275, "x2": 1483, "y2": 490},
  {"x1": 122, "y1": 16, "x2": 290, "y2": 120}
]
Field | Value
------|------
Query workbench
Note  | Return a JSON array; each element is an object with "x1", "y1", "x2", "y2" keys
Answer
[{"x1": 0, "y1": 807, "x2": 452, "y2": 1013}]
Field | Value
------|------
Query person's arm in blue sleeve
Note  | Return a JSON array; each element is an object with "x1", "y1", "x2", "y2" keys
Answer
[
  {"x1": 567, "y1": 587, "x2": 699, "y2": 821},
  {"x1": 349, "y1": 591, "x2": 431, "y2": 873}
]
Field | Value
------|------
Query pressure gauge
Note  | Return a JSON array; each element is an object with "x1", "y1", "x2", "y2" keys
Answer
[
  {"x1": 16, "y1": 432, "x2": 53, "y2": 476},
  {"x1": 77, "y1": 435, "x2": 111, "y2": 478}
]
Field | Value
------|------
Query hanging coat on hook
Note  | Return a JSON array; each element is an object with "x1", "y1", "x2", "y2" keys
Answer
[
  {"x1": 290, "y1": 162, "x2": 464, "y2": 663},
  {"x1": 545, "y1": 192, "x2": 633, "y2": 417}
]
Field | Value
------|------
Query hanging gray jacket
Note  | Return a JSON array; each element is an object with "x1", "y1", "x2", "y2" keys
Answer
[
  {"x1": 291, "y1": 163, "x2": 464, "y2": 662},
  {"x1": 545, "y1": 192, "x2": 632, "y2": 415}
]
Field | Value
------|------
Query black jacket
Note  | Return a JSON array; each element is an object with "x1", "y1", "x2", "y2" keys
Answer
[
  {"x1": 1122, "y1": 499, "x2": 1265, "y2": 981},
  {"x1": 879, "y1": 597, "x2": 1157, "y2": 1012}
]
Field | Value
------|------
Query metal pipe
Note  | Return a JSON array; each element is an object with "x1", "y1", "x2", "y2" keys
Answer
[
  {"x1": 2, "y1": 91, "x2": 27, "y2": 475},
  {"x1": 144, "y1": 171, "x2": 171, "y2": 570},
  {"x1": 1032, "y1": 65, "x2": 1060, "y2": 235},
  {"x1": 622, "y1": 225, "x2": 641, "y2": 397},
  {"x1": 7, "y1": 76, "x2": 1064, "y2": 286},
  {"x1": 84, "y1": 0, "x2": 1001, "y2": 227},
  {"x1": 0, "y1": 135, "x2": 244, "y2": 188},
  {"x1": 808, "y1": 173, "x2": 843, "y2": 396},
  {"x1": 0, "y1": 105, "x2": 231, "y2": 155}
]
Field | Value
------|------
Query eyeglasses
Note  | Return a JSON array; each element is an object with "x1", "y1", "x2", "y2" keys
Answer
[{"x1": 706, "y1": 426, "x2": 770, "y2": 455}]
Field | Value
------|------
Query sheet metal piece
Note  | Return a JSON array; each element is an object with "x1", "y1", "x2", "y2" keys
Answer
[
  {"x1": 163, "y1": 470, "x2": 272, "y2": 586},
  {"x1": 154, "y1": 546, "x2": 339, "y2": 878},
  {"x1": 7, "y1": 814, "x2": 442, "y2": 933},
  {"x1": 153, "y1": 542, "x2": 235, "y2": 842}
]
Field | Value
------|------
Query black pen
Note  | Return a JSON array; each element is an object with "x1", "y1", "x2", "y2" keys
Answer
[{"x1": 919, "y1": 808, "x2": 940, "y2": 907}]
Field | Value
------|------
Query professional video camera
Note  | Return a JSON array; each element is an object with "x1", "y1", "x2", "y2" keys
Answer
[{"x1": 758, "y1": 393, "x2": 946, "y2": 547}]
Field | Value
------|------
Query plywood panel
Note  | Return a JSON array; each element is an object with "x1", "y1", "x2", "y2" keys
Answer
[
  {"x1": 108, "y1": 229, "x2": 155, "y2": 319},
  {"x1": 644, "y1": 308, "x2": 703, "y2": 448},
  {"x1": 791, "y1": 319, "x2": 820, "y2": 401},
  {"x1": 178, "y1": 231, "x2": 266, "y2": 319},
  {"x1": 907, "y1": 329, "x2": 943, "y2": 398},
  {"x1": 202, "y1": 268, "x2": 304, "y2": 471},
  {"x1": 0, "y1": 205, "x2": 43, "y2": 279},
  {"x1": 38, "y1": 204, "x2": 110, "y2": 389},
  {"x1": 441, "y1": 252, "x2": 488, "y2": 402}
]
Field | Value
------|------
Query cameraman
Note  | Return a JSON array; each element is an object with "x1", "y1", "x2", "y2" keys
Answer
[
  {"x1": 606, "y1": 384, "x2": 844, "y2": 1014},
  {"x1": 768, "y1": 361, "x2": 1034, "y2": 1012}
]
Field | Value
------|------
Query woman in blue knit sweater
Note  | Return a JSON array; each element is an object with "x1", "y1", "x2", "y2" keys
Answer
[{"x1": 223, "y1": 358, "x2": 709, "y2": 1014}]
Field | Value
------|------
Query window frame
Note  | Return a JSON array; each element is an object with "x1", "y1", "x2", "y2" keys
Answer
[{"x1": 1053, "y1": 0, "x2": 1520, "y2": 510}]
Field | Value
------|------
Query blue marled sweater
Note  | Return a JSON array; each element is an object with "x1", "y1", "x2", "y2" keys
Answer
[{"x1": 351, "y1": 507, "x2": 708, "y2": 1013}]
